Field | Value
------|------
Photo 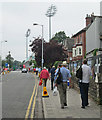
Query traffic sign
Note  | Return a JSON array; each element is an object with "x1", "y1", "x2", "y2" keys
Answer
[{"x1": 5, "y1": 63, "x2": 8, "y2": 67}]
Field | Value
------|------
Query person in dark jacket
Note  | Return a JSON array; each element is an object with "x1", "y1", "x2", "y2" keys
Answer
[{"x1": 50, "y1": 66, "x2": 56, "y2": 90}]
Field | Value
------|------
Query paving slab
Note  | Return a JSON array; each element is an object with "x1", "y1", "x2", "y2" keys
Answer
[{"x1": 42, "y1": 80, "x2": 100, "y2": 119}]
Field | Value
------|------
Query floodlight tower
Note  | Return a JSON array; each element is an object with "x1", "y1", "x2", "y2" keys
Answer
[
  {"x1": 25, "y1": 29, "x2": 31, "y2": 60},
  {"x1": 45, "y1": 4, "x2": 57, "y2": 41}
]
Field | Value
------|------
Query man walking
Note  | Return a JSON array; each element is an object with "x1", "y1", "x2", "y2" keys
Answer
[
  {"x1": 79, "y1": 59, "x2": 92, "y2": 109},
  {"x1": 55, "y1": 62, "x2": 71, "y2": 109},
  {"x1": 50, "y1": 66, "x2": 56, "y2": 90}
]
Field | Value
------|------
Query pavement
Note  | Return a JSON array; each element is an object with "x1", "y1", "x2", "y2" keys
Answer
[{"x1": 42, "y1": 79, "x2": 101, "y2": 119}]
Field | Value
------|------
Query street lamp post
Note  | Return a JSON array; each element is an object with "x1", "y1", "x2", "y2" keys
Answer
[
  {"x1": 33, "y1": 23, "x2": 44, "y2": 69},
  {"x1": 25, "y1": 29, "x2": 31, "y2": 60},
  {"x1": 45, "y1": 4, "x2": 57, "y2": 41}
]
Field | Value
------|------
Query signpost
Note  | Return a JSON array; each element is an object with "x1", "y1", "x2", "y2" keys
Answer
[{"x1": 5, "y1": 63, "x2": 8, "y2": 67}]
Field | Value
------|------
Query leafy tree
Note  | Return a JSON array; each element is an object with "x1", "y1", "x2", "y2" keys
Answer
[
  {"x1": 6, "y1": 51, "x2": 14, "y2": 68},
  {"x1": 30, "y1": 38, "x2": 67, "y2": 67},
  {"x1": 2, "y1": 60, "x2": 6, "y2": 68},
  {"x1": 29, "y1": 60, "x2": 37, "y2": 68},
  {"x1": 13, "y1": 60, "x2": 21, "y2": 70},
  {"x1": 51, "y1": 31, "x2": 68, "y2": 43}
]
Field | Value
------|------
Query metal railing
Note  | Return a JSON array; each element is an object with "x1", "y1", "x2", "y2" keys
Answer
[{"x1": 68, "y1": 54, "x2": 102, "y2": 75}]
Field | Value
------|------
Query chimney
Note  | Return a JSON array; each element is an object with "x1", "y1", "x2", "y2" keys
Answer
[{"x1": 85, "y1": 14, "x2": 92, "y2": 26}]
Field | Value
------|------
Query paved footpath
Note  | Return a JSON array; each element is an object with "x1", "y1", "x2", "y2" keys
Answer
[{"x1": 42, "y1": 80, "x2": 100, "y2": 119}]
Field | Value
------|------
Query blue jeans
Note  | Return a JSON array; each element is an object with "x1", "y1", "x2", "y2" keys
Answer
[{"x1": 79, "y1": 82, "x2": 89, "y2": 107}]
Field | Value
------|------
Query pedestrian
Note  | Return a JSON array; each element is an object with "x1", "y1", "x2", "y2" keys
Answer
[
  {"x1": 50, "y1": 66, "x2": 56, "y2": 90},
  {"x1": 55, "y1": 62, "x2": 71, "y2": 109},
  {"x1": 79, "y1": 59, "x2": 92, "y2": 109},
  {"x1": 38, "y1": 67, "x2": 41, "y2": 77},
  {"x1": 35, "y1": 67, "x2": 39, "y2": 76},
  {"x1": 38, "y1": 67, "x2": 41, "y2": 74},
  {"x1": 34, "y1": 68, "x2": 36, "y2": 73},
  {"x1": 40, "y1": 67, "x2": 50, "y2": 87}
]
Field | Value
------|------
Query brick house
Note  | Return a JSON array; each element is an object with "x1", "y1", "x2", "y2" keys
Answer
[{"x1": 72, "y1": 14, "x2": 94, "y2": 61}]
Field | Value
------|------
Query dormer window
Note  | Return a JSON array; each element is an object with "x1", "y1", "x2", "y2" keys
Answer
[
  {"x1": 79, "y1": 48, "x2": 82, "y2": 55},
  {"x1": 75, "y1": 49, "x2": 76, "y2": 56}
]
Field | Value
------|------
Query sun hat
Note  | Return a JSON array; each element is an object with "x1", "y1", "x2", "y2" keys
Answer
[
  {"x1": 43, "y1": 67, "x2": 46, "y2": 69},
  {"x1": 61, "y1": 61, "x2": 67, "y2": 66}
]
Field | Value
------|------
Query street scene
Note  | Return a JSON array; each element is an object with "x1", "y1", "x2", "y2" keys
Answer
[{"x1": 0, "y1": 1, "x2": 102, "y2": 120}]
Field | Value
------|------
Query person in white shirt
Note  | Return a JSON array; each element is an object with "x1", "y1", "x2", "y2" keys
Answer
[{"x1": 79, "y1": 59, "x2": 92, "y2": 109}]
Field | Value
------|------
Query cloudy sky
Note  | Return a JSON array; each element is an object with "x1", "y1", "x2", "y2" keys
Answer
[{"x1": 0, "y1": 0, "x2": 101, "y2": 62}]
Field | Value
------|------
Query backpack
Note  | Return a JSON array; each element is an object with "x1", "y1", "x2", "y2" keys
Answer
[
  {"x1": 76, "y1": 66, "x2": 83, "y2": 80},
  {"x1": 56, "y1": 68, "x2": 63, "y2": 84}
]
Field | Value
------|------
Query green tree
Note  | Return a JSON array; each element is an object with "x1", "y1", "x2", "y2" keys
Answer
[
  {"x1": 29, "y1": 60, "x2": 37, "y2": 68},
  {"x1": 51, "y1": 31, "x2": 68, "y2": 43},
  {"x1": 2, "y1": 60, "x2": 6, "y2": 68},
  {"x1": 6, "y1": 51, "x2": 14, "y2": 68},
  {"x1": 13, "y1": 60, "x2": 21, "y2": 70}
]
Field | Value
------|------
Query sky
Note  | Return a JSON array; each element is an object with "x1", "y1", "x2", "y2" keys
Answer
[{"x1": 0, "y1": 0, "x2": 101, "y2": 62}]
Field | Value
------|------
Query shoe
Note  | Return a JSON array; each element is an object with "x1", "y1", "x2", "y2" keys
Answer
[
  {"x1": 64, "y1": 103, "x2": 67, "y2": 106},
  {"x1": 85, "y1": 103, "x2": 89, "y2": 106},
  {"x1": 81, "y1": 106, "x2": 85, "y2": 109},
  {"x1": 61, "y1": 106, "x2": 64, "y2": 109}
]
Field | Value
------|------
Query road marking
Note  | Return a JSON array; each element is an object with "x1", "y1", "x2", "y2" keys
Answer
[
  {"x1": 25, "y1": 84, "x2": 37, "y2": 119},
  {"x1": 25, "y1": 74, "x2": 39, "y2": 119},
  {"x1": 30, "y1": 83, "x2": 38, "y2": 118}
]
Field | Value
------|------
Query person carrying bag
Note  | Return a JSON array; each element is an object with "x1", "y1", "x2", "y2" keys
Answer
[{"x1": 54, "y1": 62, "x2": 71, "y2": 109}]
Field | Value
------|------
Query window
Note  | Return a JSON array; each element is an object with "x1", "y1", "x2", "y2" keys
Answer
[
  {"x1": 75, "y1": 49, "x2": 76, "y2": 56},
  {"x1": 79, "y1": 48, "x2": 81, "y2": 55},
  {"x1": 77, "y1": 48, "x2": 78, "y2": 55}
]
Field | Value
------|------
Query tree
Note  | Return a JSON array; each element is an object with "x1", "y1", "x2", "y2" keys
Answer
[
  {"x1": 51, "y1": 31, "x2": 68, "y2": 43},
  {"x1": 6, "y1": 51, "x2": 14, "y2": 68},
  {"x1": 30, "y1": 38, "x2": 67, "y2": 67},
  {"x1": 13, "y1": 60, "x2": 21, "y2": 70},
  {"x1": 2, "y1": 60, "x2": 6, "y2": 68}
]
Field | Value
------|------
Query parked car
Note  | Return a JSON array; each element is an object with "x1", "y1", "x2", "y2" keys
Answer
[{"x1": 22, "y1": 68, "x2": 27, "y2": 73}]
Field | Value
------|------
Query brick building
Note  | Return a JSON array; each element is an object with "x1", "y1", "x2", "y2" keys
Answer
[{"x1": 72, "y1": 14, "x2": 94, "y2": 61}]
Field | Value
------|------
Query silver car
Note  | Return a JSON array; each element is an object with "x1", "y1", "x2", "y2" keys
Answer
[{"x1": 22, "y1": 68, "x2": 27, "y2": 73}]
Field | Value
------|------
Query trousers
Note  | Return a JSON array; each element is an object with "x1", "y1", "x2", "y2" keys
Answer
[
  {"x1": 42, "y1": 78, "x2": 47, "y2": 87},
  {"x1": 51, "y1": 77, "x2": 54, "y2": 90},
  {"x1": 79, "y1": 82, "x2": 89, "y2": 107},
  {"x1": 57, "y1": 82, "x2": 67, "y2": 107}
]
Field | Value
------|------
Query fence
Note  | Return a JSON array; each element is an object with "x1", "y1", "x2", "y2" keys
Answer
[
  {"x1": 68, "y1": 54, "x2": 102, "y2": 104},
  {"x1": 68, "y1": 54, "x2": 102, "y2": 75}
]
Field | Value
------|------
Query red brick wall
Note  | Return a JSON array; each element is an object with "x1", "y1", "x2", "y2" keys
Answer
[
  {"x1": 82, "y1": 32, "x2": 86, "y2": 58},
  {"x1": 72, "y1": 31, "x2": 86, "y2": 61}
]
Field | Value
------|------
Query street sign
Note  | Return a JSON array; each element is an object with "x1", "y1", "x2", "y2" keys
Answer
[{"x1": 5, "y1": 63, "x2": 8, "y2": 67}]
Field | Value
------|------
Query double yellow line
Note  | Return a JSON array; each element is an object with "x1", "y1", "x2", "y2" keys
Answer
[{"x1": 25, "y1": 75, "x2": 38, "y2": 119}]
